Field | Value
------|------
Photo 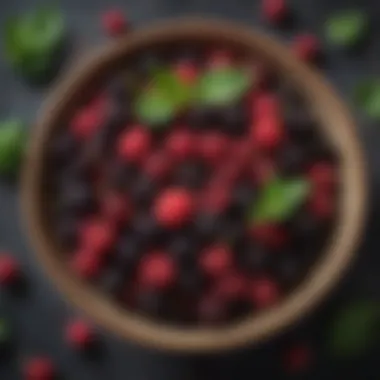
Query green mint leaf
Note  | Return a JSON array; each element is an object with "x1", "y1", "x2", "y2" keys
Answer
[
  {"x1": 0, "y1": 119, "x2": 27, "y2": 176},
  {"x1": 329, "y1": 300, "x2": 380, "y2": 357},
  {"x1": 354, "y1": 80, "x2": 380, "y2": 120},
  {"x1": 195, "y1": 67, "x2": 253, "y2": 106},
  {"x1": 135, "y1": 69, "x2": 191, "y2": 126},
  {"x1": 325, "y1": 10, "x2": 368, "y2": 47},
  {"x1": 3, "y1": 6, "x2": 65, "y2": 80},
  {"x1": 250, "y1": 178, "x2": 311, "y2": 224}
]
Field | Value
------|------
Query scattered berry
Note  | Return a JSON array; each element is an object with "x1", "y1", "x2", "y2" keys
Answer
[
  {"x1": 101, "y1": 9, "x2": 127, "y2": 37},
  {"x1": 65, "y1": 319, "x2": 95, "y2": 350},
  {"x1": 262, "y1": 0, "x2": 288, "y2": 24},
  {"x1": 117, "y1": 127, "x2": 151, "y2": 163},
  {"x1": 23, "y1": 357, "x2": 55, "y2": 380},
  {"x1": 0, "y1": 254, "x2": 20, "y2": 285},
  {"x1": 154, "y1": 188, "x2": 194, "y2": 228},
  {"x1": 292, "y1": 34, "x2": 320, "y2": 63}
]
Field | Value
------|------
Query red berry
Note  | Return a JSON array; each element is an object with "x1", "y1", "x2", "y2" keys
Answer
[
  {"x1": 71, "y1": 107, "x2": 102, "y2": 140},
  {"x1": 250, "y1": 224, "x2": 288, "y2": 249},
  {"x1": 65, "y1": 319, "x2": 95, "y2": 350},
  {"x1": 309, "y1": 162, "x2": 335, "y2": 190},
  {"x1": 174, "y1": 62, "x2": 198, "y2": 84},
  {"x1": 292, "y1": 34, "x2": 320, "y2": 63},
  {"x1": 252, "y1": 116, "x2": 284, "y2": 150},
  {"x1": 117, "y1": 127, "x2": 151, "y2": 163},
  {"x1": 198, "y1": 133, "x2": 228, "y2": 164},
  {"x1": 198, "y1": 294, "x2": 226, "y2": 324},
  {"x1": 154, "y1": 188, "x2": 194, "y2": 228},
  {"x1": 283, "y1": 344, "x2": 313, "y2": 374},
  {"x1": 207, "y1": 49, "x2": 232, "y2": 68},
  {"x1": 101, "y1": 193, "x2": 131, "y2": 224},
  {"x1": 101, "y1": 9, "x2": 127, "y2": 37},
  {"x1": 253, "y1": 93, "x2": 279, "y2": 117},
  {"x1": 23, "y1": 357, "x2": 55, "y2": 380},
  {"x1": 166, "y1": 130, "x2": 195, "y2": 160},
  {"x1": 200, "y1": 186, "x2": 230, "y2": 213},
  {"x1": 138, "y1": 251, "x2": 176, "y2": 289},
  {"x1": 309, "y1": 193, "x2": 334, "y2": 219},
  {"x1": 199, "y1": 244, "x2": 233, "y2": 277},
  {"x1": 0, "y1": 254, "x2": 20, "y2": 285},
  {"x1": 262, "y1": 0, "x2": 287, "y2": 24},
  {"x1": 70, "y1": 250, "x2": 101, "y2": 279},
  {"x1": 215, "y1": 272, "x2": 246, "y2": 300},
  {"x1": 249, "y1": 277, "x2": 279, "y2": 308},
  {"x1": 144, "y1": 151, "x2": 171, "y2": 180},
  {"x1": 80, "y1": 219, "x2": 115, "y2": 254}
]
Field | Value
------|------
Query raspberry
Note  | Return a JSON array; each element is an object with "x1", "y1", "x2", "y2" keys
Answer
[
  {"x1": 101, "y1": 9, "x2": 127, "y2": 37},
  {"x1": 262, "y1": 0, "x2": 288, "y2": 24},
  {"x1": 292, "y1": 34, "x2": 320, "y2": 63},
  {"x1": 70, "y1": 107, "x2": 102, "y2": 140},
  {"x1": 198, "y1": 133, "x2": 228, "y2": 164},
  {"x1": 65, "y1": 319, "x2": 95, "y2": 350},
  {"x1": 23, "y1": 357, "x2": 55, "y2": 380},
  {"x1": 249, "y1": 277, "x2": 279, "y2": 308},
  {"x1": 70, "y1": 250, "x2": 101, "y2": 279},
  {"x1": 309, "y1": 193, "x2": 334, "y2": 219},
  {"x1": 250, "y1": 224, "x2": 288, "y2": 249},
  {"x1": 253, "y1": 93, "x2": 279, "y2": 117},
  {"x1": 80, "y1": 219, "x2": 115, "y2": 254},
  {"x1": 101, "y1": 193, "x2": 131, "y2": 224},
  {"x1": 283, "y1": 344, "x2": 313, "y2": 374},
  {"x1": 138, "y1": 251, "x2": 176, "y2": 289},
  {"x1": 0, "y1": 254, "x2": 20, "y2": 285},
  {"x1": 166, "y1": 130, "x2": 195, "y2": 160},
  {"x1": 215, "y1": 272, "x2": 246, "y2": 300},
  {"x1": 154, "y1": 188, "x2": 194, "y2": 228},
  {"x1": 309, "y1": 162, "x2": 335, "y2": 190},
  {"x1": 117, "y1": 127, "x2": 151, "y2": 163},
  {"x1": 252, "y1": 115, "x2": 284, "y2": 150},
  {"x1": 174, "y1": 62, "x2": 198, "y2": 84},
  {"x1": 144, "y1": 151, "x2": 171, "y2": 180},
  {"x1": 199, "y1": 244, "x2": 233, "y2": 277},
  {"x1": 200, "y1": 186, "x2": 230, "y2": 213}
]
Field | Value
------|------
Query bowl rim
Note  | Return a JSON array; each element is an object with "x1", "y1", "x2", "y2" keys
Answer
[{"x1": 21, "y1": 17, "x2": 367, "y2": 353}]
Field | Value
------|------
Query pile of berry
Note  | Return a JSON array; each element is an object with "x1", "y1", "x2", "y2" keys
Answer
[{"x1": 48, "y1": 45, "x2": 337, "y2": 326}]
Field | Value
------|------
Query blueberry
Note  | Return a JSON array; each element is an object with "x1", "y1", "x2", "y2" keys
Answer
[
  {"x1": 58, "y1": 180, "x2": 95, "y2": 215},
  {"x1": 50, "y1": 133, "x2": 78, "y2": 165},
  {"x1": 130, "y1": 175, "x2": 156, "y2": 207},
  {"x1": 275, "y1": 143, "x2": 309, "y2": 176},
  {"x1": 108, "y1": 78, "x2": 129, "y2": 104},
  {"x1": 220, "y1": 103, "x2": 248, "y2": 136},
  {"x1": 132, "y1": 213, "x2": 163, "y2": 244},
  {"x1": 108, "y1": 161, "x2": 137, "y2": 190},
  {"x1": 99, "y1": 268, "x2": 125, "y2": 296},
  {"x1": 178, "y1": 268, "x2": 205, "y2": 296},
  {"x1": 220, "y1": 220, "x2": 245, "y2": 247},
  {"x1": 55, "y1": 216, "x2": 79, "y2": 250},
  {"x1": 115, "y1": 234, "x2": 143, "y2": 271},
  {"x1": 272, "y1": 254, "x2": 304, "y2": 290},
  {"x1": 194, "y1": 212, "x2": 222, "y2": 241},
  {"x1": 231, "y1": 183, "x2": 255, "y2": 211},
  {"x1": 238, "y1": 241, "x2": 272, "y2": 274},
  {"x1": 168, "y1": 233, "x2": 199, "y2": 267},
  {"x1": 289, "y1": 210, "x2": 322, "y2": 244},
  {"x1": 136, "y1": 289, "x2": 165, "y2": 319},
  {"x1": 172, "y1": 161, "x2": 206, "y2": 189},
  {"x1": 284, "y1": 106, "x2": 316, "y2": 142},
  {"x1": 187, "y1": 106, "x2": 220, "y2": 131}
]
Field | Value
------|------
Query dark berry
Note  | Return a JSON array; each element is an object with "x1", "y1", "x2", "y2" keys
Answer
[
  {"x1": 23, "y1": 357, "x2": 55, "y2": 380},
  {"x1": 194, "y1": 212, "x2": 221, "y2": 240},
  {"x1": 136, "y1": 289, "x2": 165, "y2": 318},
  {"x1": 283, "y1": 344, "x2": 313, "y2": 375},
  {"x1": 238, "y1": 242, "x2": 272, "y2": 274},
  {"x1": 138, "y1": 251, "x2": 176, "y2": 289},
  {"x1": 309, "y1": 162, "x2": 336, "y2": 190},
  {"x1": 199, "y1": 244, "x2": 233, "y2": 278},
  {"x1": 115, "y1": 234, "x2": 143, "y2": 266},
  {"x1": 166, "y1": 129, "x2": 196, "y2": 160},
  {"x1": 231, "y1": 183, "x2": 255, "y2": 210},
  {"x1": 283, "y1": 102, "x2": 316, "y2": 141},
  {"x1": 198, "y1": 294, "x2": 226, "y2": 325},
  {"x1": 292, "y1": 34, "x2": 320, "y2": 63},
  {"x1": 168, "y1": 234, "x2": 198, "y2": 266},
  {"x1": 0, "y1": 254, "x2": 20, "y2": 285},
  {"x1": 50, "y1": 133, "x2": 78, "y2": 165},
  {"x1": 154, "y1": 188, "x2": 194, "y2": 228},
  {"x1": 70, "y1": 249, "x2": 102, "y2": 280},
  {"x1": 65, "y1": 319, "x2": 95, "y2": 350},
  {"x1": 117, "y1": 127, "x2": 151, "y2": 163},
  {"x1": 99, "y1": 268, "x2": 125, "y2": 295},
  {"x1": 250, "y1": 224, "x2": 288, "y2": 249},
  {"x1": 262, "y1": 0, "x2": 288, "y2": 24},
  {"x1": 187, "y1": 106, "x2": 220, "y2": 130},
  {"x1": 273, "y1": 253, "x2": 304, "y2": 290},
  {"x1": 144, "y1": 151, "x2": 171, "y2": 181},
  {"x1": 215, "y1": 272, "x2": 247, "y2": 300},
  {"x1": 55, "y1": 216, "x2": 79, "y2": 250},
  {"x1": 130, "y1": 175, "x2": 156, "y2": 207},
  {"x1": 59, "y1": 180, "x2": 95, "y2": 215},
  {"x1": 276, "y1": 143, "x2": 309, "y2": 176},
  {"x1": 172, "y1": 161, "x2": 206, "y2": 189},
  {"x1": 198, "y1": 132, "x2": 228, "y2": 164},
  {"x1": 308, "y1": 192, "x2": 334, "y2": 220},
  {"x1": 249, "y1": 277, "x2": 280, "y2": 309},
  {"x1": 101, "y1": 9, "x2": 127, "y2": 37},
  {"x1": 132, "y1": 213, "x2": 162, "y2": 244},
  {"x1": 71, "y1": 106, "x2": 104, "y2": 140},
  {"x1": 107, "y1": 161, "x2": 137, "y2": 190},
  {"x1": 101, "y1": 193, "x2": 131, "y2": 224},
  {"x1": 220, "y1": 104, "x2": 248, "y2": 136},
  {"x1": 178, "y1": 268, "x2": 205, "y2": 296}
]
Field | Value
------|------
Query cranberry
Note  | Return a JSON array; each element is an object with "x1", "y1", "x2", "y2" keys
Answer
[
  {"x1": 101, "y1": 9, "x2": 127, "y2": 37},
  {"x1": 23, "y1": 357, "x2": 55, "y2": 380},
  {"x1": 138, "y1": 251, "x2": 176, "y2": 289},
  {"x1": 174, "y1": 62, "x2": 198, "y2": 84},
  {"x1": 144, "y1": 151, "x2": 171, "y2": 180},
  {"x1": 80, "y1": 219, "x2": 115, "y2": 254},
  {"x1": 70, "y1": 107, "x2": 103, "y2": 140},
  {"x1": 199, "y1": 244, "x2": 233, "y2": 277},
  {"x1": 262, "y1": 0, "x2": 288, "y2": 24},
  {"x1": 250, "y1": 224, "x2": 288, "y2": 249},
  {"x1": 154, "y1": 188, "x2": 194, "y2": 228},
  {"x1": 0, "y1": 254, "x2": 20, "y2": 285},
  {"x1": 65, "y1": 319, "x2": 95, "y2": 350},
  {"x1": 70, "y1": 250, "x2": 101, "y2": 279},
  {"x1": 283, "y1": 343, "x2": 313, "y2": 374},
  {"x1": 198, "y1": 133, "x2": 228, "y2": 164},
  {"x1": 117, "y1": 127, "x2": 151, "y2": 163},
  {"x1": 166, "y1": 130, "x2": 195, "y2": 160},
  {"x1": 292, "y1": 34, "x2": 320, "y2": 63},
  {"x1": 309, "y1": 162, "x2": 336, "y2": 190},
  {"x1": 249, "y1": 277, "x2": 279, "y2": 308},
  {"x1": 252, "y1": 115, "x2": 284, "y2": 150}
]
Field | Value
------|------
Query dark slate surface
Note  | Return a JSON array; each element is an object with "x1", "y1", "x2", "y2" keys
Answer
[{"x1": 0, "y1": 0, "x2": 380, "y2": 379}]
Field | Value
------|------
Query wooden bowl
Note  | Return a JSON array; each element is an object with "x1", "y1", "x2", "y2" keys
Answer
[{"x1": 21, "y1": 18, "x2": 367, "y2": 353}]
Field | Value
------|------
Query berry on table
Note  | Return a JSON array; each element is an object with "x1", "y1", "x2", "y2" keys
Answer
[
  {"x1": 65, "y1": 319, "x2": 95, "y2": 350},
  {"x1": 262, "y1": 0, "x2": 288, "y2": 24},
  {"x1": 154, "y1": 188, "x2": 194, "y2": 228},
  {"x1": 23, "y1": 356, "x2": 55, "y2": 380},
  {"x1": 117, "y1": 126, "x2": 151, "y2": 163},
  {"x1": 138, "y1": 251, "x2": 177, "y2": 289},
  {"x1": 0, "y1": 253, "x2": 20, "y2": 285},
  {"x1": 199, "y1": 244, "x2": 233, "y2": 277},
  {"x1": 291, "y1": 34, "x2": 320, "y2": 63},
  {"x1": 101, "y1": 9, "x2": 127, "y2": 37}
]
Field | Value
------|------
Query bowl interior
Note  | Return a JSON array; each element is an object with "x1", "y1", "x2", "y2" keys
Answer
[{"x1": 22, "y1": 19, "x2": 367, "y2": 352}]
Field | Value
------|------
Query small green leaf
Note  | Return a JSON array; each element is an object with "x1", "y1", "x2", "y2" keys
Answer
[
  {"x1": 354, "y1": 80, "x2": 380, "y2": 119},
  {"x1": 0, "y1": 119, "x2": 27, "y2": 176},
  {"x1": 250, "y1": 178, "x2": 311, "y2": 224},
  {"x1": 325, "y1": 10, "x2": 368, "y2": 47},
  {"x1": 135, "y1": 69, "x2": 191, "y2": 126},
  {"x1": 195, "y1": 67, "x2": 253, "y2": 106},
  {"x1": 329, "y1": 300, "x2": 380, "y2": 357}
]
